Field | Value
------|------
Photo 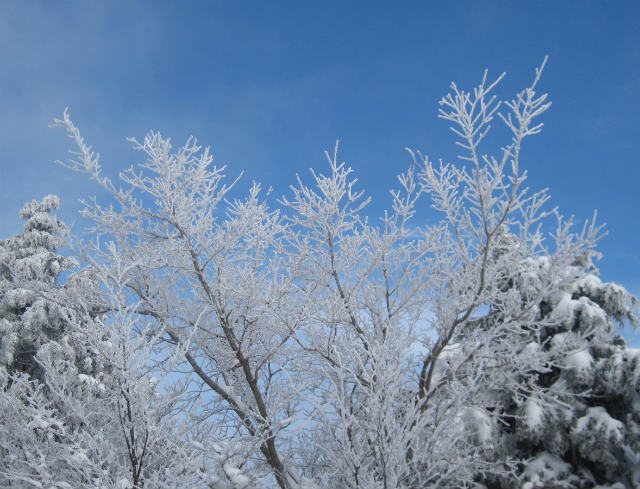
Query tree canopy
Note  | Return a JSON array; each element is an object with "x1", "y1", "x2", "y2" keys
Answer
[{"x1": 1, "y1": 61, "x2": 637, "y2": 489}]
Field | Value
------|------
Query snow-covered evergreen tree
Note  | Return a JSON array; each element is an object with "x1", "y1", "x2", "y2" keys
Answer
[
  {"x1": 472, "y1": 240, "x2": 639, "y2": 489},
  {"x1": 0, "y1": 195, "x2": 85, "y2": 385},
  {"x1": 0, "y1": 197, "x2": 212, "y2": 489},
  {"x1": 0, "y1": 196, "x2": 112, "y2": 486}
]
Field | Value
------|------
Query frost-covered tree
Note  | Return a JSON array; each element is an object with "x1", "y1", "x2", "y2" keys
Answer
[
  {"x1": 0, "y1": 195, "x2": 81, "y2": 385},
  {"x1": 0, "y1": 199, "x2": 210, "y2": 489},
  {"x1": 47, "y1": 59, "x2": 637, "y2": 488},
  {"x1": 0, "y1": 196, "x2": 112, "y2": 487},
  {"x1": 470, "y1": 245, "x2": 639, "y2": 489},
  {"x1": 53, "y1": 120, "x2": 306, "y2": 488}
]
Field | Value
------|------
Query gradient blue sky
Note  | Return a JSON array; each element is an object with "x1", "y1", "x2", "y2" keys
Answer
[{"x1": 1, "y1": 2, "x2": 639, "y2": 335}]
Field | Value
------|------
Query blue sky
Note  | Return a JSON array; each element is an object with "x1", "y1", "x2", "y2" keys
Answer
[{"x1": 1, "y1": 1, "x2": 639, "y2": 336}]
